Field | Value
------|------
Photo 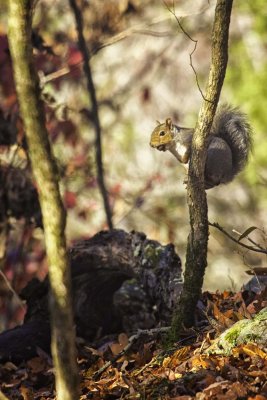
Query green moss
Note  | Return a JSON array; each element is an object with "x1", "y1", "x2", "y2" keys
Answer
[
  {"x1": 224, "y1": 325, "x2": 242, "y2": 344},
  {"x1": 243, "y1": 334, "x2": 260, "y2": 342},
  {"x1": 254, "y1": 307, "x2": 267, "y2": 321},
  {"x1": 143, "y1": 244, "x2": 162, "y2": 264}
]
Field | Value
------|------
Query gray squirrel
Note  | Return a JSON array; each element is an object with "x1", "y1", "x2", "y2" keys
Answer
[{"x1": 150, "y1": 105, "x2": 252, "y2": 189}]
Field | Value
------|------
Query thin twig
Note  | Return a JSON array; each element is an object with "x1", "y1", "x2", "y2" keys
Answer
[
  {"x1": 93, "y1": 327, "x2": 170, "y2": 380},
  {"x1": 164, "y1": 0, "x2": 211, "y2": 102},
  {"x1": 68, "y1": 0, "x2": 113, "y2": 229},
  {"x1": 232, "y1": 228, "x2": 266, "y2": 251},
  {"x1": 92, "y1": 27, "x2": 173, "y2": 55},
  {"x1": 39, "y1": 67, "x2": 72, "y2": 85},
  {"x1": 0, "y1": 270, "x2": 25, "y2": 310},
  {"x1": 40, "y1": 18, "x2": 173, "y2": 84},
  {"x1": 209, "y1": 222, "x2": 267, "y2": 254}
]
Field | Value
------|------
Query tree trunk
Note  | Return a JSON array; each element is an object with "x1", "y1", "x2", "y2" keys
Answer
[
  {"x1": 170, "y1": 0, "x2": 233, "y2": 341},
  {"x1": 7, "y1": 2, "x2": 79, "y2": 399}
]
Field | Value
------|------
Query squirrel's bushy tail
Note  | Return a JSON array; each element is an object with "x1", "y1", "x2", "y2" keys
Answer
[{"x1": 212, "y1": 105, "x2": 253, "y2": 176}]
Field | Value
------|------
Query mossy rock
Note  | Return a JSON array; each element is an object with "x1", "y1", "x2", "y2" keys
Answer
[{"x1": 207, "y1": 307, "x2": 267, "y2": 355}]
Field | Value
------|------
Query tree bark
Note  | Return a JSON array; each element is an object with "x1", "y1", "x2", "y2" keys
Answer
[
  {"x1": 7, "y1": 2, "x2": 79, "y2": 399},
  {"x1": 0, "y1": 391, "x2": 9, "y2": 400},
  {"x1": 170, "y1": 0, "x2": 233, "y2": 341}
]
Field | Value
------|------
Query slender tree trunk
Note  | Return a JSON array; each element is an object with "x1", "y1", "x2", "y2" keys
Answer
[
  {"x1": 0, "y1": 391, "x2": 9, "y2": 400},
  {"x1": 7, "y1": 2, "x2": 79, "y2": 399},
  {"x1": 170, "y1": 0, "x2": 233, "y2": 341},
  {"x1": 68, "y1": 0, "x2": 113, "y2": 230}
]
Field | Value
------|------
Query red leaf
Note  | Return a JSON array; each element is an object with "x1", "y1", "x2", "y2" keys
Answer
[{"x1": 64, "y1": 191, "x2": 77, "y2": 208}]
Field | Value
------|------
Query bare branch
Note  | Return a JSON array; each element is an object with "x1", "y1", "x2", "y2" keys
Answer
[
  {"x1": 164, "y1": 0, "x2": 210, "y2": 101},
  {"x1": 68, "y1": 0, "x2": 113, "y2": 229},
  {"x1": 209, "y1": 222, "x2": 267, "y2": 254},
  {"x1": 92, "y1": 25, "x2": 174, "y2": 55},
  {"x1": 0, "y1": 270, "x2": 25, "y2": 310},
  {"x1": 40, "y1": 18, "x2": 174, "y2": 85},
  {"x1": 232, "y1": 228, "x2": 266, "y2": 251}
]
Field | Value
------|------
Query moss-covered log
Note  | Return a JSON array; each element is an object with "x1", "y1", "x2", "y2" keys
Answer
[{"x1": 0, "y1": 229, "x2": 182, "y2": 363}]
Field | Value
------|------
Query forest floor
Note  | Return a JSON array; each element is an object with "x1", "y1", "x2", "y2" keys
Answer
[{"x1": 1, "y1": 289, "x2": 267, "y2": 400}]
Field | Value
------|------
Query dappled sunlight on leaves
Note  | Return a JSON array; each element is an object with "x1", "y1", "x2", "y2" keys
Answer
[{"x1": 1, "y1": 290, "x2": 267, "y2": 399}]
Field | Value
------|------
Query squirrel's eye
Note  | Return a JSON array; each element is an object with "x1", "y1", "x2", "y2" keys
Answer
[{"x1": 159, "y1": 131, "x2": 165, "y2": 136}]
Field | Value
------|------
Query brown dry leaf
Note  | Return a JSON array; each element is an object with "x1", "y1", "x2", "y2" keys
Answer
[
  {"x1": 152, "y1": 366, "x2": 182, "y2": 381},
  {"x1": 223, "y1": 309, "x2": 234, "y2": 319},
  {"x1": 247, "y1": 369, "x2": 267, "y2": 378},
  {"x1": 164, "y1": 368, "x2": 178, "y2": 381},
  {"x1": 233, "y1": 310, "x2": 248, "y2": 320},
  {"x1": 202, "y1": 380, "x2": 248, "y2": 399},
  {"x1": 110, "y1": 342, "x2": 124, "y2": 355},
  {"x1": 247, "y1": 290, "x2": 267, "y2": 313},
  {"x1": 246, "y1": 301, "x2": 258, "y2": 314},
  {"x1": 118, "y1": 333, "x2": 129, "y2": 347},
  {"x1": 232, "y1": 343, "x2": 267, "y2": 361},
  {"x1": 248, "y1": 396, "x2": 267, "y2": 400},
  {"x1": 109, "y1": 333, "x2": 129, "y2": 356},
  {"x1": 203, "y1": 380, "x2": 232, "y2": 397},
  {"x1": 134, "y1": 342, "x2": 154, "y2": 367},
  {"x1": 162, "y1": 356, "x2": 171, "y2": 368},
  {"x1": 197, "y1": 371, "x2": 217, "y2": 388},
  {"x1": 233, "y1": 292, "x2": 253, "y2": 318},
  {"x1": 212, "y1": 303, "x2": 233, "y2": 328},
  {"x1": 241, "y1": 343, "x2": 267, "y2": 359},
  {"x1": 107, "y1": 370, "x2": 130, "y2": 390},
  {"x1": 20, "y1": 386, "x2": 34, "y2": 400},
  {"x1": 26, "y1": 357, "x2": 47, "y2": 373},
  {"x1": 162, "y1": 346, "x2": 191, "y2": 368},
  {"x1": 190, "y1": 354, "x2": 216, "y2": 370},
  {"x1": 238, "y1": 301, "x2": 253, "y2": 319},
  {"x1": 231, "y1": 381, "x2": 248, "y2": 397},
  {"x1": 222, "y1": 291, "x2": 232, "y2": 299}
]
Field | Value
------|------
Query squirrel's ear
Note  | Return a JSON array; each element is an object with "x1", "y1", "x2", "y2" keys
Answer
[
  {"x1": 166, "y1": 118, "x2": 172, "y2": 129},
  {"x1": 156, "y1": 120, "x2": 161, "y2": 125}
]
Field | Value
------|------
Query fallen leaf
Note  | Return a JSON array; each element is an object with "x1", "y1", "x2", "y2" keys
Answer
[
  {"x1": 27, "y1": 357, "x2": 46, "y2": 373},
  {"x1": 163, "y1": 346, "x2": 191, "y2": 368}
]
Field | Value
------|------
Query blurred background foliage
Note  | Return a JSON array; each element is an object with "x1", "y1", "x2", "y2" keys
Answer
[{"x1": 0, "y1": 0, "x2": 267, "y2": 329}]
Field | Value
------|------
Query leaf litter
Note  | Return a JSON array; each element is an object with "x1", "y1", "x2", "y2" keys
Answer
[{"x1": 1, "y1": 289, "x2": 267, "y2": 400}]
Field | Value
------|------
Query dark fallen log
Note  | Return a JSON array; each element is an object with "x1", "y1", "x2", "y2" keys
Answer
[
  {"x1": 0, "y1": 320, "x2": 51, "y2": 363},
  {"x1": 0, "y1": 229, "x2": 182, "y2": 363}
]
